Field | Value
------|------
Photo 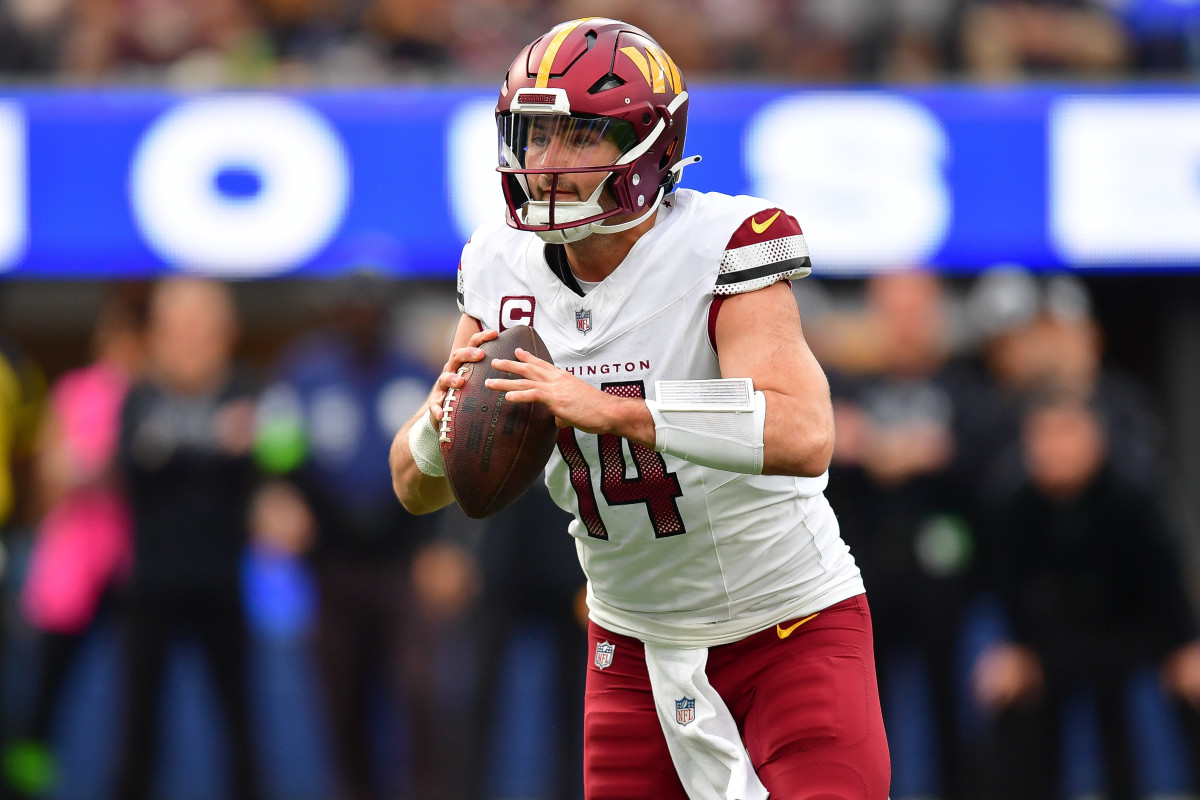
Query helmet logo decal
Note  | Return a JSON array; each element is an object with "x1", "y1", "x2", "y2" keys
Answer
[
  {"x1": 535, "y1": 17, "x2": 598, "y2": 88},
  {"x1": 619, "y1": 45, "x2": 681, "y2": 94}
]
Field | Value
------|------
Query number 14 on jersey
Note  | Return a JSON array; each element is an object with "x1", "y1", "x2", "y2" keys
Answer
[{"x1": 556, "y1": 381, "x2": 687, "y2": 540}]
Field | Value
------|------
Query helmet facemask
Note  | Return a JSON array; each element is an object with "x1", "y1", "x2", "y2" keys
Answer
[{"x1": 499, "y1": 110, "x2": 645, "y2": 243}]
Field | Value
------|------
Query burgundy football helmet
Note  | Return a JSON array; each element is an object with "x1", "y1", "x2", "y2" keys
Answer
[{"x1": 496, "y1": 18, "x2": 700, "y2": 243}]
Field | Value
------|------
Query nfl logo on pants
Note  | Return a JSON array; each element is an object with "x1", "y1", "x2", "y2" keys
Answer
[
  {"x1": 594, "y1": 641, "x2": 615, "y2": 670},
  {"x1": 675, "y1": 696, "x2": 695, "y2": 726}
]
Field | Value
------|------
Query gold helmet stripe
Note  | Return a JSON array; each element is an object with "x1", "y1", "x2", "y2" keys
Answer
[
  {"x1": 619, "y1": 46, "x2": 652, "y2": 87},
  {"x1": 644, "y1": 45, "x2": 670, "y2": 93},
  {"x1": 663, "y1": 50, "x2": 683, "y2": 95},
  {"x1": 535, "y1": 17, "x2": 598, "y2": 88}
]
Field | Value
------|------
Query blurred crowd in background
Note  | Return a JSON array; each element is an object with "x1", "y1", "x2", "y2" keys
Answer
[
  {"x1": 0, "y1": 2, "x2": 1199, "y2": 799},
  {"x1": 0, "y1": 0, "x2": 1199, "y2": 85},
  {"x1": 1, "y1": 265, "x2": 1198, "y2": 800}
]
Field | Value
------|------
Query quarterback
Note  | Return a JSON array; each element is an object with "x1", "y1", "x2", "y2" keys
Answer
[{"x1": 390, "y1": 17, "x2": 890, "y2": 800}]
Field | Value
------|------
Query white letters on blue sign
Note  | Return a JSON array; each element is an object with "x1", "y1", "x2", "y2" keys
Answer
[
  {"x1": 1051, "y1": 97, "x2": 1200, "y2": 265},
  {"x1": 129, "y1": 96, "x2": 350, "y2": 277},
  {"x1": 0, "y1": 103, "x2": 27, "y2": 272},
  {"x1": 745, "y1": 94, "x2": 950, "y2": 272}
]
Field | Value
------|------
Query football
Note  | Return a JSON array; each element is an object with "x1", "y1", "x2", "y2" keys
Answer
[{"x1": 439, "y1": 325, "x2": 558, "y2": 519}]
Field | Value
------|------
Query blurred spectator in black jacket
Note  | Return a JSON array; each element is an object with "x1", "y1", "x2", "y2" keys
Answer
[
  {"x1": 462, "y1": 482, "x2": 585, "y2": 800},
  {"x1": 966, "y1": 265, "x2": 1168, "y2": 486},
  {"x1": 115, "y1": 277, "x2": 260, "y2": 800},
  {"x1": 255, "y1": 272, "x2": 470, "y2": 800},
  {"x1": 972, "y1": 391, "x2": 1197, "y2": 800},
  {"x1": 828, "y1": 268, "x2": 987, "y2": 800}
]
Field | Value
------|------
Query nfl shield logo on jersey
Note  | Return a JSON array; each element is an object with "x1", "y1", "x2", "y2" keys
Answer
[
  {"x1": 594, "y1": 640, "x2": 615, "y2": 670},
  {"x1": 575, "y1": 307, "x2": 592, "y2": 334},
  {"x1": 675, "y1": 697, "x2": 696, "y2": 726}
]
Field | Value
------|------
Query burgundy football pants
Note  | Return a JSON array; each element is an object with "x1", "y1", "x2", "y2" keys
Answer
[{"x1": 583, "y1": 594, "x2": 890, "y2": 799}]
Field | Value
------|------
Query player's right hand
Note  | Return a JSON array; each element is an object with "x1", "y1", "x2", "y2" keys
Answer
[{"x1": 429, "y1": 328, "x2": 499, "y2": 426}]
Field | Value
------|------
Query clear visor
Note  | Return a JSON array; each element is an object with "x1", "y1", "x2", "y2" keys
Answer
[{"x1": 499, "y1": 113, "x2": 637, "y2": 171}]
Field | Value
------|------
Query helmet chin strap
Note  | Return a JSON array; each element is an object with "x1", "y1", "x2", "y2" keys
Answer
[
  {"x1": 527, "y1": 153, "x2": 703, "y2": 244},
  {"x1": 589, "y1": 187, "x2": 663, "y2": 236},
  {"x1": 589, "y1": 156, "x2": 701, "y2": 237}
]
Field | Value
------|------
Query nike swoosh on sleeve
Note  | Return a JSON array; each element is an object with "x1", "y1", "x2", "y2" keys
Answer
[{"x1": 750, "y1": 210, "x2": 782, "y2": 235}]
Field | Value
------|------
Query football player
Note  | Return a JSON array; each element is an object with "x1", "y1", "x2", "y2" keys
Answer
[{"x1": 391, "y1": 18, "x2": 890, "y2": 799}]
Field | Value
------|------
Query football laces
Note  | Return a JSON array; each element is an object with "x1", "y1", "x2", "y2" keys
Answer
[{"x1": 439, "y1": 363, "x2": 471, "y2": 444}]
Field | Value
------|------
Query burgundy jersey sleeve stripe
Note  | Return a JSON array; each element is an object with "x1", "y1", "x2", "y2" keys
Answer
[
  {"x1": 716, "y1": 208, "x2": 812, "y2": 296},
  {"x1": 707, "y1": 295, "x2": 726, "y2": 355}
]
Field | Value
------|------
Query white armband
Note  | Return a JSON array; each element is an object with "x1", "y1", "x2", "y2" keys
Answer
[
  {"x1": 644, "y1": 378, "x2": 766, "y2": 475},
  {"x1": 407, "y1": 414, "x2": 445, "y2": 477}
]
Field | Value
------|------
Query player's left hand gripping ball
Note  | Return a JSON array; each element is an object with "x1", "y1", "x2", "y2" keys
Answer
[{"x1": 439, "y1": 325, "x2": 558, "y2": 518}]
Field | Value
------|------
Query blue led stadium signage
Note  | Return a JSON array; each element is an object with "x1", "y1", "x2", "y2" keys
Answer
[{"x1": 0, "y1": 85, "x2": 1197, "y2": 278}]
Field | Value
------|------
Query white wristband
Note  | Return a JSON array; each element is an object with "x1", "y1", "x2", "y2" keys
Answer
[
  {"x1": 407, "y1": 414, "x2": 445, "y2": 477},
  {"x1": 645, "y1": 379, "x2": 766, "y2": 475}
]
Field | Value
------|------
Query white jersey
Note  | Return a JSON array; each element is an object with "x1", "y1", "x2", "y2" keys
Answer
[{"x1": 457, "y1": 188, "x2": 864, "y2": 647}]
